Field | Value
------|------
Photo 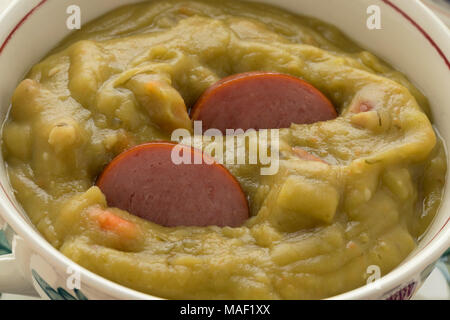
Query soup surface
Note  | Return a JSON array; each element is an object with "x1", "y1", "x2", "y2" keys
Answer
[{"x1": 2, "y1": 0, "x2": 447, "y2": 299}]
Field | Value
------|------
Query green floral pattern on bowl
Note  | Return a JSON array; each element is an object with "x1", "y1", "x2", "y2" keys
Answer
[
  {"x1": 436, "y1": 249, "x2": 450, "y2": 283},
  {"x1": 0, "y1": 229, "x2": 12, "y2": 299},
  {"x1": 1, "y1": 229, "x2": 89, "y2": 299},
  {"x1": 32, "y1": 269, "x2": 88, "y2": 300},
  {"x1": 0, "y1": 229, "x2": 12, "y2": 256}
]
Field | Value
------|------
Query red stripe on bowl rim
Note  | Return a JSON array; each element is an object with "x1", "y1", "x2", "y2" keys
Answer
[
  {"x1": 382, "y1": 0, "x2": 450, "y2": 69},
  {"x1": 0, "y1": 0, "x2": 47, "y2": 55}
]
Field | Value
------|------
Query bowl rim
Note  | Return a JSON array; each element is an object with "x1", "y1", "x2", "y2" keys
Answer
[{"x1": 0, "y1": 0, "x2": 449, "y2": 300}]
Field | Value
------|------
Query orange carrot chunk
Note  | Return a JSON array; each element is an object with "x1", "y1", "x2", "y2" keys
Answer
[{"x1": 89, "y1": 207, "x2": 140, "y2": 239}]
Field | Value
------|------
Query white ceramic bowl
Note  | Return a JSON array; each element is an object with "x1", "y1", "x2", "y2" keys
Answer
[{"x1": 0, "y1": 0, "x2": 449, "y2": 300}]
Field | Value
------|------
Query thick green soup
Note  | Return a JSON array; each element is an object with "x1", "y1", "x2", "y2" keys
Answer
[{"x1": 1, "y1": 0, "x2": 446, "y2": 299}]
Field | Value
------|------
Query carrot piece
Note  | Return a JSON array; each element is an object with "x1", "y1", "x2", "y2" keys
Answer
[
  {"x1": 89, "y1": 207, "x2": 140, "y2": 239},
  {"x1": 292, "y1": 147, "x2": 328, "y2": 164}
]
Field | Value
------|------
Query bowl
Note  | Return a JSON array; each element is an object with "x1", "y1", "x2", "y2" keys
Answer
[{"x1": 0, "y1": 0, "x2": 449, "y2": 300}]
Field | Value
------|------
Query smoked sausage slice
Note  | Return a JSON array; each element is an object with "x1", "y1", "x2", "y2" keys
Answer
[
  {"x1": 97, "y1": 142, "x2": 249, "y2": 228},
  {"x1": 191, "y1": 72, "x2": 337, "y2": 133}
]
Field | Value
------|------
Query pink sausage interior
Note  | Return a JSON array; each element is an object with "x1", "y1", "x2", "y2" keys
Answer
[
  {"x1": 97, "y1": 143, "x2": 249, "y2": 228},
  {"x1": 191, "y1": 72, "x2": 337, "y2": 133}
]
